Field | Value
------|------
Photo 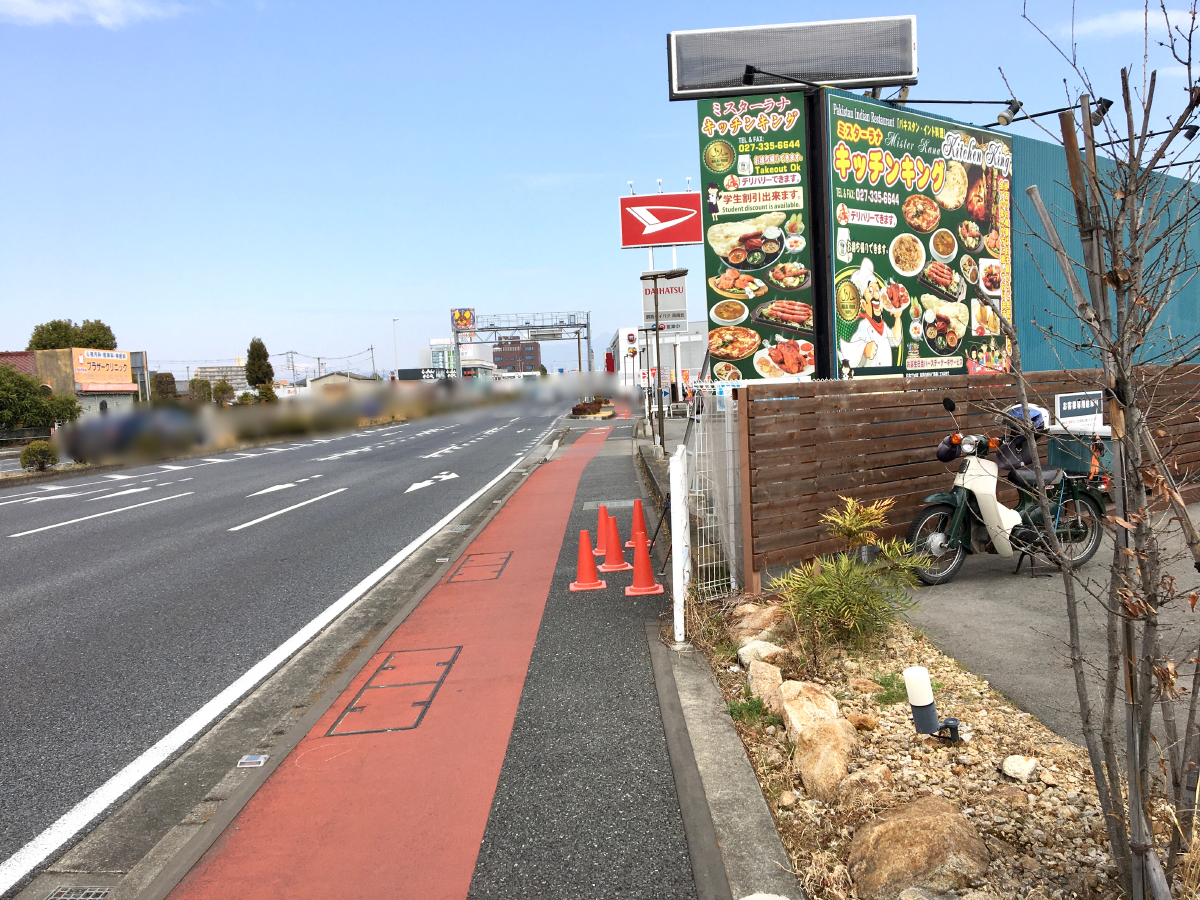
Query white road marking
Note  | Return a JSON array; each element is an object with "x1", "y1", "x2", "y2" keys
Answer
[
  {"x1": 103, "y1": 474, "x2": 137, "y2": 481},
  {"x1": 87, "y1": 487, "x2": 152, "y2": 501},
  {"x1": 403, "y1": 472, "x2": 458, "y2": 493},
  {"x1": 178, "y1": 477, "x2": 193, "y2": 482},
  {"x1": 247, "y1": 483, "x2": 296, "y2": 497},
  {"x1": 9, "y1": 493, "x2": 194, "y2": 537},
  {"x1": 158, "y1": 464, "x2": 189, "y2": 471},
  {"x1": 23, "y1": 494, "x2": 83, "y2": 503},
  {"x1": 228, "y1": 489, "x2": 347, "y2": 531}
]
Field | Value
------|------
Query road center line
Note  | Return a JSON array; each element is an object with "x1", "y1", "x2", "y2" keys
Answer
[
  {"x1": 228, "y1": 489, "x2": 347, "y2": 531},
  {"x1": 9, "y1": 493, "x2": 195, "y2": 537},
  {"x1": 0, "y1": 443, "x2": 534, "y2": 894}
]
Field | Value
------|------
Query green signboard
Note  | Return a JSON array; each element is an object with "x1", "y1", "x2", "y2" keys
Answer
[
  {"x1": 825, "y1": 93, "x2": 1014, "y2": 378},
  {"x1": 697, "y1": 93, "x2": 816, "y2": 382}
]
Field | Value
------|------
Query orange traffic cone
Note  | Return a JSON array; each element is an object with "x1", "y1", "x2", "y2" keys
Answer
[
  {"x1": 626, "y1": 498, "x2": 649, "y2": 548},
  {"x1": 598, "y1": 515, "x2": 633, "y2": 573},
  {"x1": 626, "y1": 535, "x2": 664, "y2": 596},
  {"x1": 570, "y1": 530, "x2": 606, "y2": 591},
  {"x1": 593, "y1": 505, "x2": 609, "y2": 557}
]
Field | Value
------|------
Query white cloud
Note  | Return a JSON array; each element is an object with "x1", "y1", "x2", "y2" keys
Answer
[
  {"x1": 0, "y1": 0, "x2": 183, "y2": 28},
  {"x1": 1065, "y1": 8, "x2": 1193, "y2": 38}
]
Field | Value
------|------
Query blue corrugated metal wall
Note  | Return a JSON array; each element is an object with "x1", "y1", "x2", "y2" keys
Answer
[{"x1": 1012, "y1": 133, "x2": 1200, "y2": 371}]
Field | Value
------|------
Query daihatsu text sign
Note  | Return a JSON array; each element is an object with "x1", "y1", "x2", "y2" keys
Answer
[
  {"x1": 642, "y1": 271, "x2": 688, "y2": 332},
  {"x1": 620, "y1": 193, "x2": 703, "y2": 247}
]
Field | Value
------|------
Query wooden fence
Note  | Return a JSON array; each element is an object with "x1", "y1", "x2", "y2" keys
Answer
[{"x1": 738, "y1": 367, "x2": 1200, "y2": 590}]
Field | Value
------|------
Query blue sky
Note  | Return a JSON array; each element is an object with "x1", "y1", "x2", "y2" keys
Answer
[{"x1": 0, "y1": 0, "x2": 1191, "y2": 378}]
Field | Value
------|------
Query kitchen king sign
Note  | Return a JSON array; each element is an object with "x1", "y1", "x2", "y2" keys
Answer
[{"x1": 619, "y1": 192, "x2": 704, "y2": 247}]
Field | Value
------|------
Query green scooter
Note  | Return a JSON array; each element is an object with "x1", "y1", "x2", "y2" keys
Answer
[{"x1": 907, "y1": 397, "x2": 1107, "y2": 585}]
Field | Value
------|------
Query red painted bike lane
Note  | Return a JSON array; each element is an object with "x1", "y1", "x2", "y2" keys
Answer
[{"x1": 169, "y1": 427, "x2": 612, "y2": 900}]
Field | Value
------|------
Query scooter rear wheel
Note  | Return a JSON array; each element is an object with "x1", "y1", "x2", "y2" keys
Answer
[{"x1": 907, "y1": 503, "x2": 967, "y2": 585}]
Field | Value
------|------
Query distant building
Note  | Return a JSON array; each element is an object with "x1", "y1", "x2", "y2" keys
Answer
[
  {"x1": 418, "y1": 338, "x2": 457, "y2": 373},
  {"x1": 193, "y1": 365, "x2": 250, "y2": 393},
  {"x1": 0, "y1": 348, "x2": 145, "y2": 417},
  {"x1": 492, "y1": 338, "x2": 541, "y2": 373},
  {"x1": 309, "y1": 371, "x2": 377, "y2": 397}
]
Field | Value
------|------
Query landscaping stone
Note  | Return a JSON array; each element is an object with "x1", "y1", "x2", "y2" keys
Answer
[
  {"x1": 780, "y1": 681, "x2": 840, "y2": 738},
  {"x1": 849, "y1": 677, "x2": 885, "y2": 693},
  {"x1": 737, "y1": 640, "x2": 787, "y2": 667},
  {"x1": 731, "y1": 605, "x2": 784, "y2": 643},
  {"x1": 748, "y1": 660, "x2": 784, "y2": 713},
  {"x1": 847, "y1": 796, "x2": 990, "y2": 900},
  {"x1": 1001, "y1": 755, "x2": 1038, "y2": 782},
  {"x1": 841, "y1": 763, "x2": 893, "y2": 800},
  {"x1": 793, "y1": 718, "x2": 858, "y2": 802},
  {"x1": 847, "y1": 713, "x2": 879, "y2": 731}
]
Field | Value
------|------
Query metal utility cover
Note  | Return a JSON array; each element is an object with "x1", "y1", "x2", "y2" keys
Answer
[{"x1": 668, "y1": 16, "x2": 918, "y2": 100}]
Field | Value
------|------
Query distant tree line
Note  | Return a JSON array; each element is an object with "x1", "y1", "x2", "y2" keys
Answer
[{"x1": 27, "y1": 319, "x2": 117, "y2": 351}]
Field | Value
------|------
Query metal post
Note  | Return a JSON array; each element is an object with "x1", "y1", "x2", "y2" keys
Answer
[
  {"x1": 653, "y1": 275, "x2": 665, "y2": 449},
  {"x1": 392, "y1": 318, "x2": 399, "y2": 379},
  {"x1": 576, "y1": 329, "x2": 583, "y2": 403},
  {"x1": 723, "y1": 396, "x2": 738, "y2": 592},
  {"x1": 586, "y1": 312, "x2": 593, "y2": 372},
  {"x1": 452, "y1": 314, "x2": 462, "y2": 380},
  {"x1": 670, "y1": 444, "x2": 690, "y2": 645}
]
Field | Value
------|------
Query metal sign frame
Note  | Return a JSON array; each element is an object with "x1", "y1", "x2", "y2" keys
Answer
[{"x1": 450, "y1": 311, "x2": 592, "y2": 379}]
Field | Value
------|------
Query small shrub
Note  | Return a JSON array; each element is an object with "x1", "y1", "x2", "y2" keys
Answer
[
  {"x1": 237, "y1": 391, "x2": 257, "y2": 405},
  {"x1": 772, "y1": 497, "x2": 929, "y2": 670},
  {"x1": 20, "y1": 440, "x2": 58, "y2": 471}
]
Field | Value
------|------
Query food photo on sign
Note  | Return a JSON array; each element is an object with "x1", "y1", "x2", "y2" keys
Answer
[
  {"x1": 698, "y1": 92, "x2": 816, "y2": 383},
  {"x1": 825, "y1": 92, "x2": 1014, "y2": 379}
]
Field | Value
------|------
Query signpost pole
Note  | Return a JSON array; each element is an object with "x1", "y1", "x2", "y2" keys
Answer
[{"x1": 653, "y1": 274, "x2": 665, "y2": 449}]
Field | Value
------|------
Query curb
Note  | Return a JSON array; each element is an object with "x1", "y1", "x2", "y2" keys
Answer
[{"x1": 645, "y1": 623, "x2": 734, "y2": 900}]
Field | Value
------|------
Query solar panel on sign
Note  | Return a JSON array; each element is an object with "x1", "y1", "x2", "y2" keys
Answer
[{"x1": 668, "y1": 17, "x2": 917, "y2": 100}]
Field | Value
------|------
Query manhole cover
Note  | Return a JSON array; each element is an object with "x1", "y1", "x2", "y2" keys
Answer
[{"x1": 46, "y1": 889, "x2": 111, "y2": 900}]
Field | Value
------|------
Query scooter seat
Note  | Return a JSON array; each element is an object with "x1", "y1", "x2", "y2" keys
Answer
[{"x1": 1007, "y1": 466, "x2": 1064, "y2": 489}]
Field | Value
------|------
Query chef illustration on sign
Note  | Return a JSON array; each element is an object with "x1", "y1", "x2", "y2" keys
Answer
[{"x1": 839, "y1": 258, "x2": 900, "y2": 370}]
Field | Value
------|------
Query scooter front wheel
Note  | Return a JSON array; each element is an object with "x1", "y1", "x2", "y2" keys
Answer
[{"x1": 907, "y1": 503, "x2": 967, "y2": 585}]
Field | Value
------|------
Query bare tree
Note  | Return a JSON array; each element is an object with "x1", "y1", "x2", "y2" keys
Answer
[{"x1": 973, "y1": 4, "x2": 1200, "y2": 896}]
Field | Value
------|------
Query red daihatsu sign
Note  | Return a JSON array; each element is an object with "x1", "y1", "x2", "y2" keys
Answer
[{"x1": 619, "y1": 192, "x2": 703, "y2": 247}]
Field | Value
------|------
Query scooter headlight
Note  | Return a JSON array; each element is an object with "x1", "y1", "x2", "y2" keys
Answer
[{"x1": 960, "y1": 436, "x2": 978, "y2": 455}]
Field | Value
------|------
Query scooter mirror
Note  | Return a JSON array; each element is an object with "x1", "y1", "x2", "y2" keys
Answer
[{"x1": 943, "y1": 397, "x2": 956, "y2": 412}]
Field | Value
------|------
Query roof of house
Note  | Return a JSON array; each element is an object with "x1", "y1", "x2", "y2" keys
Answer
[{"x1": 0, "y1": 351, "x2": 37, "y2": 377}]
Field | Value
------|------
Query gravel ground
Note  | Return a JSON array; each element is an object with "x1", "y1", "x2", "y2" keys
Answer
[{"x1": 703, "y1": 614, "x2": 1167, "y2": 900}]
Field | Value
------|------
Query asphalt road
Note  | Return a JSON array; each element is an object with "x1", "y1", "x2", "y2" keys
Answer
[
  {"x1": 0, "y1": 399, "x2": 562, "y2": 867},
  {"x1": 913, "y1": 505, "x2": 1200, "y2": 745}
]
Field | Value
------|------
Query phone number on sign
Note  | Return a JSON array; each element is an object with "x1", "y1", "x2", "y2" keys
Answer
[{"x1": 836, "y1": 186, "x2": 901, "y2": 206}]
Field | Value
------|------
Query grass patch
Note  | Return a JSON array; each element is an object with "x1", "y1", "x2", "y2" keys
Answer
[
  {"x1": 727, "y1": 695, "x2": 783, "y2": 728},
  {"x1": 872, "y1": 671, "x2": 943, "y2": 705}
]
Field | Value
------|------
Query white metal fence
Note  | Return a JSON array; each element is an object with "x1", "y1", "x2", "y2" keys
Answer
[{"x1": 682, "y1": 387, "x2": 743, "y2": 602}]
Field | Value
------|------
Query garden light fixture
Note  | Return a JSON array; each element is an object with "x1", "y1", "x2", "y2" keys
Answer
[{"x1": 903, "y1": 665, "x2": 960, "y2": 742}]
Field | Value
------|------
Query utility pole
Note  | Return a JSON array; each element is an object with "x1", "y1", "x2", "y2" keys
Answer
[
  {"x1": 392, "y1": 318, "x2": 399, "y2": 380},
  {"x1": 370, "y1": 344, "x2": 376, "y2": 379}
]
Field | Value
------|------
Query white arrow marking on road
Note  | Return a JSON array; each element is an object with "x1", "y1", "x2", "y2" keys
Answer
[
  {"x1": 9, "y1": 493, "x2": 194, "y2": 537},
  {"x1": 86, "y1": 487, "x2": 152, "y2": 501},
  {"x1": 158, "y1": 464, "x2": 189, "y2": 471},
  {"x1": 103, "y1": 474, "x2": 138, "y2": 480},
  {"x1": 247, "y1": 483, "x2": 296, "y2": 497},
  {"x1": 405, "y1": 472, "x2": 458, "y2": 493},
  {"x1": 227, "y1": 488, "x2": 347, "y2": 532}
]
